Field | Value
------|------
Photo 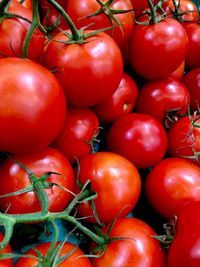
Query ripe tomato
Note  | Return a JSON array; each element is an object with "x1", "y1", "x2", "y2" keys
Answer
[
  {"x1": 0, "y1": 232, "x2": 13, "y2": 267},
  {"x1": 92, "y1": 217, "x2": 167, "y2": 267},
  {"x1": 66, "y1": 0, "x2": 134, "y2": 49},
  {"x1": 182, "y1": 68, "x2": 200, "y2": 112},
  {"x1": 0, "y1": 147, "x2": 74, "y2": 214},
  {"x1": 75, "y1": 151, "x2": 141, "y2": 224},
  {"x1": 0, "y1": 57, "x2": 66, "y2": 154},
  {"x1": 128, "y1": 18, "x2": 188, "y2": 79},
  {"x1": 145, "y1": 157, "x2": 200, "y2": 219},
  {"x1": 14, "y1": 241, "x2": 92, "y2": 266},
  {"x1": 52, "y1": 106, "x2": 100, "y2": 164},
  {"x1": 135, "y1": 77, "x2": 190, "y2": 126},
  {"x1": 0, "y1": 0, "x2": 45, "y2": 62},
  {"x1": 167, "y1": 114, "x2": 200, "y2": 162},
  {"x1": 183, "y1": 22, "x2": 200, "y2": 70},
  {"x1": 93, "y1": 72, "x2": 138, "y2": 123},
  {"x1": 106, "y1": 113, "x2": 168, "y2": 169},
  {"x1": 42, "y1": 30, "x2": 123, "y2": 107},
  {"x1": 168, "y1": 201, "x2": 200, "y2": 267}
]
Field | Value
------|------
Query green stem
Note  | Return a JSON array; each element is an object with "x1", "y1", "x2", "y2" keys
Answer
[
  {"x1": 147, "y1": 0, "x2": 158, "y2": 23},
  {"x1": 47, "y1": 0, "x2": 81, "y2": 40}
]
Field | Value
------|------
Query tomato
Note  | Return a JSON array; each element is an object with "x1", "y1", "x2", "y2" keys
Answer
[
  {"x1": 14, "y1": 241, "x2": 92, "y2": 266},
  {"x1": 167, "y1": 114, "x2": 200, "y2": 162},
  {"x1": 182, "y1": 68, "x2": 200, "y2": 112},
  {"x1": 66, "y1": 0, "x2": 134, "y2": 49},
  {"x1": 0, "y1": 147, "x2": 74, "y2": 214},
  {"x1": 135, "y1": 77, "x2": 190, "y2": 126},
  {"x1": 0, "y1": 57, "x2": 66, "y2": 154},
  {"x1": 52, "y1": 106, "x2": 100, "y2": 164},
  {"x1": 128, "y1": 18, "x2": 188, "y2": 79},
  {"x1": 168, "y1": 201, "x2": 200, "y2": 267},
  {"x1": 183, "y1": 22, "x2": 200, "y2": 70},
  {"x1": 92, "y1": 217, "x2": 167, "y2": 267},
  {"x1": 161, "y1": 0, "x2": 199, "y2": 23},
  {"x1": 42, "y1": 30, "x2": 123, "y2": 107},
  {"x1": 145, "y1": 157, "x2": 200, "y2": 219},
  {"x1": 0, "y1": 0, "x2": 45, "y2": 62},
  {"x1": 0, "y1": 233, "x2": 13, "y2": 267},
  {"x1": 75, "y1": 151, "x2": 141, "y2": 224},
  {"x1": 93, "y1": 72, "x2": 138, "y2": 123},
  {"x1": 106, "y1": 113, "x2": 168, "y2": 169},
  {"x1": 168, "y1": 60, "x2": 185, "y2": 80}
]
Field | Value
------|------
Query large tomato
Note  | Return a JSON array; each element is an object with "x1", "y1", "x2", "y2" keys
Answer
[
  {"x1": 42, "y1": 30, "x2": 123, "y2": 107},
  {"x1": 168, "y1": 201, "x2": 200, "y2": 267},
  {"x1": 128, "y1": 18, "x2": 188, "y2": 79},
  {"x1": 52, "y1": 106, "x2": 100, "y2": 164},
  {"x1": 145, "y1": 157, "x2": 200, "y2": 219},
  {"x1": 0, "y1": 0, "x2": 45, "y2": 62},
  {"x1": 0, "y1": 57, "x2": 66, "y2": 154},
  {"x1": 0, "y1": 232, "x2": 13, "y2": 267},
  {"x1": 167, "y1": 114, "x2": 200, "y2": 163},
  {"x1": 135, "y1": 77, "x2": 190, "y2": 126},
  {"x1": 92, "y1": 217, "x2": 167, "y2": 267},
  {"x1": 93, "y1": 72, "x2": 138, "y2": 123},
  {"x1": 106, "y1": 113, "x2": 168, "y2": 169},
  {"x1": 0, "y1": 147, "x2": 74, "y2": 214},
  {"x1": 14, "y1": 241, "x2": 92, "y2": 266},
  {"x1": 75, "y1": 151, "x2": 141, "y2": 224},
  {"x1": 66, "y1": 0, "x2": 134, "y2": 49}
]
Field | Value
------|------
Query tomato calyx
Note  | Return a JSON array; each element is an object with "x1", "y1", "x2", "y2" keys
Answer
[{"x1": 152, "y1": 215, "x2": 177, "y2": 249}]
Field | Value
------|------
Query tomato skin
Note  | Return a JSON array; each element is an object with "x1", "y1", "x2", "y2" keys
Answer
[
  {"x1": 145, "y1": 157, "x2": 200, "y2": 219},
  {"x1": 135, "y1": 77, "x2": 190, "y2": 125},
  {"x1": 183, "y1": 22, "x2": 200, "y2": 70},
  {"x1": 92, "y1": 217, "x2": 167, "y2": 267},
  {"x1": 67, "y1": 0, "x2": 134, "y2": 49},
  {"x1": 128, "y1": 18, "x2": 188, "y2": 79},
  {"x1": 93, "y1": 72, "x2": 138, "y2": 123},
  {"x1": 182, "y1": 68, "x2": 200, "y2": 112},
  {"x1": 14, "y1": 241, "x2": 92, "y2": 266},
  {"x1": 52, "y1": 107, "x2": 100, "y2": 164},
  {"x1": 167, "y1": 115, "x2": 200, "y2": 162},
  {"x1": 0, "y1": 147, "x2": 74, "y2": 214},
  {"x1": 106, "y1": 113, "x2": 168, "y2": 169},
  {"x1": 168, "y1": 201, "x2": 200, "y2": 267},
  {"x1": 0, "y1": 233, "x2": 13, "y2": 267},
  {"x1": 75, "y1": 151, "x2": 141, "y2": 224},
  {"x1": 42, "y1": 30, "x2": 123, "y2": 107},
  {"x1": 168, "y1": 60, "x2": 185, "y2": 80},
  {"x1": 0, "y1": 0, "x2": 45, "y2": 62},
  {"x1": 0, "y1": 58, "x2": 66, "y2": 154}
]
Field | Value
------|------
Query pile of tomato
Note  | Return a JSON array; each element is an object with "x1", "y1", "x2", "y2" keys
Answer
[{"x1": 1, "y1": 0, "x2": 200, "y2": 266}]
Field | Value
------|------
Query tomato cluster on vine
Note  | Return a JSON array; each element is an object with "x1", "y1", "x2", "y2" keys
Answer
[{"x1": 0, "y1": 0, "x2": 200, "y2": 266}]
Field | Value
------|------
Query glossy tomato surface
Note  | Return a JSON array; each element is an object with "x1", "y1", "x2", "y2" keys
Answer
[{"x1": 0, "y1": 147, "x2": 74, "y2": 214}]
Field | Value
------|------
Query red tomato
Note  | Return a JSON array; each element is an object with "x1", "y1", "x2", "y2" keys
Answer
[
  {"x1": 167, "y1": 114, "x2": 200, "y2": 162},
  {"x1": 145, "y1": 157, "x2": 200, "y2": 219},
  {"x1": 135, "y1": 77, "x2": 190, "y2": 126},
  {"x1": 0, "y1": 57, "x2": 66, "y2": 154},
  {"x1": 93, "y1": 72, "x2": 138, "y2": 123},
  {"x1": 42, "y1": 30, "x2": 123, "y2": 107},
  {"x1": 0, "y1": 233, "x2": 13, "y2": 267},
  {"x1": 0, "y1": 147, "x2": 74, "y2": 214},
  {"x1": 0, "y1": 0, "x2": 45, "y2": 62},
  {"x1": 128, "y1": 18, "x2": 188, "y2": 79},
  {"x1": 66, "y1": 0, "x2": 134, "y2": 49},
  {"x1": 168, "y1": 60, "x2": 185, "y2": 80},
  {"x1": 161, "y1": 0, "x2": 199, "y2": 23},
  {"x1": 106, "y1": 113, "x2": 168, "y2": 169},
  {"x1": 52, "y1": 107, "x2": 100, "y2": 164},
  {"x1": 183, "y1": 22, "x2": 200, "y2": 70},
  {"x1": 182, "y1": 68, "x2": 200, "y2": 112},
  {"x1": 75, "y1": 151, "x2": 141, "y2": 224},
  {"x1": 92, "y1": 217, "x2": 167, "y2": 267},
  {"x1": 168, "y1": 201, "x2": 200, "y2": 267},
  {"x1": 14, "y1": 241, "x2": 92, "y2": 266}
]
